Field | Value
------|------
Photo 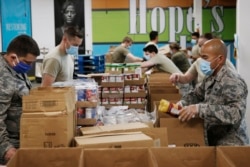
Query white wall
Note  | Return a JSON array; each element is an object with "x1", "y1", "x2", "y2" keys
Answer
[
  {"x1": 31, "y1": 0, "x2": 55, "y2": 52},
  {"x1": 236, "y1": 0, "x2": 250, "y2": 139}
]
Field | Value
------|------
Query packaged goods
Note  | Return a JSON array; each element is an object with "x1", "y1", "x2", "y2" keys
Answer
[{"x1": 158, "y1": 99, "x2": 181, "y2": 116}]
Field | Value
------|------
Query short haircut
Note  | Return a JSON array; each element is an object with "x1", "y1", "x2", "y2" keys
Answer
[
  {"x1": 169, "y1": 42, "x2": 181, "y2": 50},
  {"x1": 143, "y1": 44, "x2": 158, "y2": 54},
  {"x1": 7, "y1": 34, "x2": 40, "y2": 57},
  {"x1": 149, "y1": 31, "x2": 158, "y2": 40},
  {"x1": 64, "y1": 26, "x2": 84, "y2": 39},
  {"x1": 122, "y1": 36, "x2": 133, "y2": 43},
  {"x1": 191, "y1": 32, "x2": 200, "y2": 38},
  {"x1": 200, "y1": 32, "x2": 213, "y2": 40}
]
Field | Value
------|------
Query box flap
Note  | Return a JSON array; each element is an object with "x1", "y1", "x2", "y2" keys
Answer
[
  {"x1": 80, "y1": 122, "x2": 150, "y2": 135},
  {"x1": 151, "y1": 147, "x2": 216, "y2": 167},
  {"x1": 75, "y1": 132, "x2": 153, "y2": 148},
  {"x1": 216, "y1": 146, "x2": 250, "y2": 167}
]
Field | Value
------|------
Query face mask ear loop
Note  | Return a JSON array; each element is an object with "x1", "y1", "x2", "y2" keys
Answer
[{"x1": 12, "y1": 54, "x2": 19, "y2": 66}]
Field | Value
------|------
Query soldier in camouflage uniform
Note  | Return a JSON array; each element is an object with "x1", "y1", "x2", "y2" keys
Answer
[
  {"x1": 178, "y1": 39, "x2": 249, "y2": 146},
  {"x1": 0, "y1": 35, "x2": 40, "y2": 164}
]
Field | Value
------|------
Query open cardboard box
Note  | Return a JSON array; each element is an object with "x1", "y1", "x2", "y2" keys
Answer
[
  {"x1": 7, "y1": 148, "x2": 83, "y2": 167},
  {"x1": 80, "y1": 122, "x2": 168, "y2": 146},
  {"x1": 7, "y1": 148, "x2": 157, "y2": 167},
  {"x1": 83, "y1": 148, "x2": 157, "y2": 167},
  {"x1": 152, "y1": 101, "x2": 205, "y2": 147},
  {"x1": 151, "y1": 147, "x2": 216, "y2": 167},
  {"x1": 216, "y1": 146, "x2": 250, "y2": 167}
]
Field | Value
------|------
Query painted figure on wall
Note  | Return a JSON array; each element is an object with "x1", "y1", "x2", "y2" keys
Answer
[{"x1": 54, "y1": 0, "x2": 85, "y2": 54}]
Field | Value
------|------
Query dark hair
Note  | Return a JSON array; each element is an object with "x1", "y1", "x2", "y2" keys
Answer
[
  {"x1": 191, "y1": 32, "x2": 200, "y2": 38},
  {"x1": 61, "y1": 1, "x2": 76, "y2": 14},
  {"x1": 201, "y1": 33, "x2": 213, "y2": 40},
  {"x1": 122, "y1": 36, "x2": 133, "y2": 43},
  {"x1": 149, "y1": 31, "x2": 158, "y2": 40},
  {"x1": 64, "y1": 26, "x2": 83, "y2": 39},
  {"x1": 169, "y1": 42, "x2": 181, "y2": 50},
  {"x1": 7, "y1": 35, "x2": 40, "y2": 57},
  {"x1": 143, "y1": 44, "x2": 158, "y2": 54}
]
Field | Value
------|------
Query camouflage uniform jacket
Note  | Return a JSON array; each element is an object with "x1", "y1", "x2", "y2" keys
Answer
[
  {"x1": 180, "y1": 65, "x2": 249, "y2": 146},
  {"x1": 0, "y1": 55, "x2": 31, "y2": 161}
]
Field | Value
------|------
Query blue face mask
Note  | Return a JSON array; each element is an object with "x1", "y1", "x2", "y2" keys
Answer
[
  {"x1": 200, "y1": 57, "x2": 219, "y2": 76},
  {"x1": 191, "y1": 39, "x2": 197, "y2": 45},
  {"x1": 13, "y1": 61, "x2": 32, "y2": 74},
  {"x1": 66, "y1": 45, "x2": 79, "y2": 55}
]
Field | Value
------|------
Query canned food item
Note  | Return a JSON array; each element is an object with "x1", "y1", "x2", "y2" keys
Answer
[
  {"x1": 109, "y1": 98, "x2": 116, "y2": 104},
  {"x1": 124, "y1": 97, "x2": 131, "y2": 104},
  {"x1": 77, "y1": 89, "x2": 86, "y2": 101},
  {"x1": 130, "y1": 86, "x2": 138, "y2": 93},
  {"x1": 109, "y1": 75, "x2": 116, "y2": 82},
  {"x1": 137, "y1": 97, "x2": 142, "y2": 104},
  {"x1": 101, "y1": 98, "x2": 108, "y2": 104},
  {"x1": 86, "y1": 89, "x2": 98, "y2": 102},
  {"x1": 132, "y1": 74, "x2": 139, "y2": 80},
  {"x1": 110, "y1": 87, "x2": 117, "y2": 93},
  {"x1": 138, "y1": 85, "x2": 144, "y2": 91},
  {"x1": 116, "y1": 75, "x2": 124, "y2": 82},
  {"x1": 102, "y1": 76, "x2": 108, "y2": 82},
  {"x1": 117, "y1": 87, "x2": 124, "y2": 93},
  {"x1": 124, "y1": 74, "x2": 132, "y2": 80},
  {"x1": 85, "y1": 108, "x2": 92, "y2": 118},
  {"x1": 77, "y1": 107, "x2": 85, "y2": 118},
  {"x1": 131, "y1": 97, "x2": 137, "y2": 104},
  {"x1": 116, "y1": 98, "x2": 123, "y2": 104},
  {"x1": 124, "y1": 85, "x2": 130, "y2": 93},
  {"x1": 102, "y1": 87, "x2": 109, "y2": 93}
]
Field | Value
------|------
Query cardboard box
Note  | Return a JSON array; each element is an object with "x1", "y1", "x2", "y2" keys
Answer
[
  {"x1": 101, "y1": 82, "x2": 124, "y2": 87},
  {"x1": 124, "y1": 91, "x2": 146, "y2": 98},
  {"x1": 84, "y1": 148, "x2": 157, "y2": 167},
  {"x1": 30, "y1": 86, "x2": 76, "y2": 107},
  {"x1": 75, "y1": 132, "x2": 154, "y2": 148},
  {"x1": 22, "y1": 92, "x2": 75, "y2": 113},
  {"x1": 124, "y1": 78, "x2": 145, "y2": 85},
  {"x1": 7, "y1": 148, "x2": 83, "y2": 167},
  {"x1": 217, "y1": 146, "x2": 250, "y2": 167},
  {"x1": 20, "y1": 111, "x2": 74, "y2": 148},
  {"x1": 150, "y1": 94, "x2": 181, "y2": 112},
  {"x1": 160, "y1": 118, "x2": 205, "y2": 147},
  {"x1": 76, "y1": 101, "x2": 98, "y2": 108},
  {"x1": 77, "y1": 118, "x2": 96, "y2": 126},
  {"x1": 80, "y1": 122, "x2": 151, "y2": 135},
  {"x1": 102, "y1": 93, "x2": 123, "y2": 98},
  {"x1": 151, "y1": 147, "x2": 216, "y2": 167}
]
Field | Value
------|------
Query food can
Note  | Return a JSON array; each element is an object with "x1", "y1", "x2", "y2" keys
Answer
[
  {"x1": 132, "y1": 74, "x2": 139, "y2": 80},
  {"x1": 130, "y1": 86, "x2": 138, "y2": 93},
  {"x1": 85, "y1": 108, "x2": 92, "y2": 118}
]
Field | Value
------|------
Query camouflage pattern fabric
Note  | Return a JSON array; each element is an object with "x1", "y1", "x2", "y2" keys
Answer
[
  {"x1": 180, "y1": 65, "x2": 249, "y2": 146},
  {"x1": 0, "y1": 56, "x2": 31, "y2": 164}
]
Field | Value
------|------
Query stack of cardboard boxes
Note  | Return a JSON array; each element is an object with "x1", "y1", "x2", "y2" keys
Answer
[{"x1": 20, "y1": 87, "x2": 76, "y2": 148}]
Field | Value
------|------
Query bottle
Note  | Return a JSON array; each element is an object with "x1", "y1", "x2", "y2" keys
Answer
[{"x1": 158, "y1": 99, "x2": 182, "y2": 117}]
